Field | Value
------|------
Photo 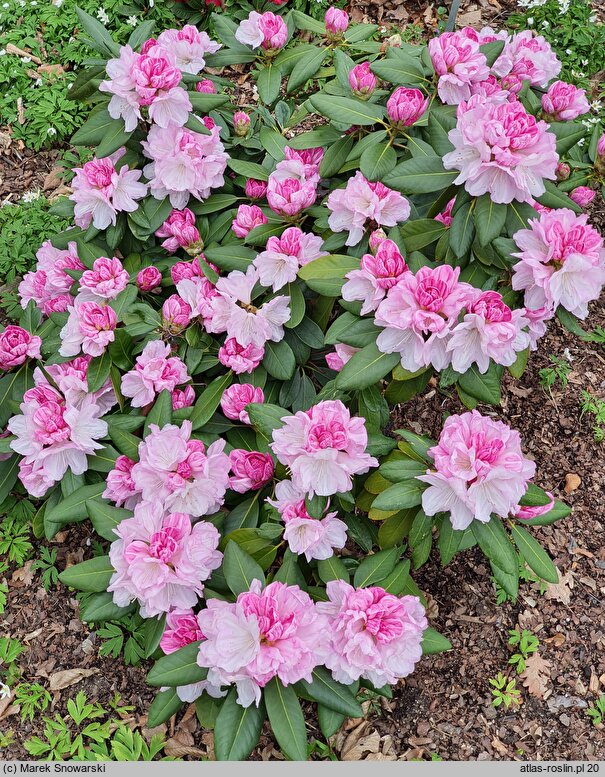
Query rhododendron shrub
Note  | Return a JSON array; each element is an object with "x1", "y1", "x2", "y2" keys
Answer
[{"x1": 0, "y1": 7, "x2": 584, "y2": 762}]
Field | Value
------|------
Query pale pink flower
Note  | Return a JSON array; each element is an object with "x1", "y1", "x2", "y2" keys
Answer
[
  {"x1": 514, "y1": 492, "x2": 555, "y2": 520},
  {"x1": 325, "y1": 8, "x2": 349, "y2": 35},
  {"x1": 131, "y1": 420, "x2": 231, "y2": 516},
  {"x1": 541, "y1": 81, "x2": 589, "y2": 121},
  {"x1": 176, "y1": 276, "x2": 219, "y2": 328},
  {"x1": 155, "y1": 26, "x2": 221, "y2": 75},
  {"x1": 447, "y1": 290, "x2": 531, "y2": 373},
  {"x1": 254, "y1": 227, "x2": 326, "y2": 290},
  {"x1": 121, "y1": 339, "x2": 190, "y2": 408},
  {"x1": 245, "y1": 179, "x2": 267, "y2": 199},
  {"x1": 317, "y1": 581, "x2": 427, "y2": 687},
  {"x1": 108, "y1": 504, "x2": 222, "y2": 618},
  {"x1": 19, "y1": 241, "x2": 84, "y2": 316},
  {"x1": 348, "y1": 62, "x2": 376, "y2": 98},
  {"x1": 34, "y1": 356, "x2": 116, "y2": 414},
  {"x1": 137, "y1": 266, "x2": 162, "y2": 291},
  {"x1": 229, "y1": 450, "x2": 274, "y2": 493},
  {"x1": 142, "y1": 123, "x2": 228, "y2": 209},
  {"x1": 434, "y1": 198, "x2": 455, "y2": 227},
  {"x1": 266, "y1": 176, "x2": 317, "y2": 217},
  {"x1": 501, "y1": 30, "x2": 561, "y2": 88},
  {"x1": 342, "y1": 239, "x2": 408, "y2": 315},
  {"x1": 597, "y1": 133, "x2": 605, "y2": 158},
  {"x1": 0, "y1": 326, "x2": 41, "y2": 371},
  {"x1": 428, "y1": 30, "x2": 490, "y2": 105},
  {"x1": 59, "y1": 298, "x2": 117, "y2": 358},
  {"x1": 569, "y1": 186, "x2": 595, "y2": 208},
  {"x1": 207, "y1": 265, "x2": 290, "y2": 347},
  {"x1": 220, "y1": 383, "x2": 264, "y2": 424},
  {"x1": 271, "y1": 399, "x2": 378, "y2": 497},
  {"x1": 327, "y1": 172, "x2": 410, "y2": 247},
  {"x1": 79, "y1": 256, "x2": 129, "y2": 300},
  {"x1": 218, "y1": 338, "x2": 264, "y2": 374},
  {"x1": 232, "y1": 204, "x2": 268, "y2": 239},
  {"x1": 172, "y1": 385, "x2": 196, "y2": 410},
  {"x1": 418, "y1": 410, "x2": 536, "y2": 529},
  {"x1": 155, "y1": 208, "x2": 201, "y2": 252},
  {"x1": 18, "y1": 459, "x2": 55, "y2": 498},
  {"x1": 375, "y1": 265, "x2": 472, "y2": 372},
  {"x1": 171, "y1": 256, "x2": 205, "y2": 284},
  {"x1": 103, "y1": 455, "x2": 141, "y2": 509},
  {"x1": 70, "y1": 148, "x2": 147, "y2": 230},
  {"x1": 524, "y1": 304, "x2": 554, "y2": 350},
  {"x1": 162, "y1": 294, "x2": 192, "y2": 329},
  {"x1": 99, "y1": 45, "x2": 144, "y2": 132},
  {"x1": 387, "y1": 87, "x2": 429, "y2": 126},
  {"x1": 442, "y1": 95, "x2": 558, "y2": 204},
  {"x1": 512, "y1": 208, "x2": 605, "y2": 319},
  {"x1": 325, "y1": 343, "x2": 359, "y2": 372},
  {"x1": 283, "y1": 146, "x2": 324, "y2": 185},
  {"x1": 235, "y1": 11, "x2": 288, "y2": 51},
  {"x1": 196, "y1": 580, "x2": 326, "y2": 707}
]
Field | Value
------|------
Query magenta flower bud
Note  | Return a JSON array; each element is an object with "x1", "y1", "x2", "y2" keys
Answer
[
  {"x1": 266, "y1": 176, "x2": 317, "y2": 217},
  {"x1": 172, "y1": 385, "x2": 196, "y2": 410},
  {"x1": 325, "y1": 8, "x2": 349, "y2": 35},
  {"x1": 0, "y1": 325, "x2": 41, "y2": 371},
  {"x1": 387, "y1": 87, "x2": 429, "y2": 126},
  {"x1": 369, "y1": 229, "x2": 388, "y2": 253},
  {"x1": 162, "y1": 294, "x2": 191, "y2": 331},
  {"x1": 233, "y1": 111, "x2": 251, "y2": 137},
  {"x1": 598, "y1": 133, "x2": 605, "y2": 158},
  {"x1": 140, "y1": 38, "x2": 157, "y2": 55},
  {"x1": 136, "y1": 266, "x2": 162, "y2": 292},
  {"x1": 245, "y1": 178, "x2": 268, "y2": 199},
  {"x1": 196, "y1": 79, "x2": 217, "y2": 93},
  {"x1": 232, "y1": 204, "x2": 268, "y2": 238},
  {"x1": 259, "y1": 12, "x2": 288, "y2": 50},
  {"x1": 348, "y1": 62, "x2": 377, "y2": 99},
  {"x1": 229, "y1": 449, "x2": 274, "y2": 493},
  {"x1": 569, "y1": 186, "x2": 595, "y2": 208},
  {"x1": 541, "y1": 81, "x2": 589, "y2": 122},
  {"x1": 555, "y1": 162, "x2": 570, "y2": 181}
]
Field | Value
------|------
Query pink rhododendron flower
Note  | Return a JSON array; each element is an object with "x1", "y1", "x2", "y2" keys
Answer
[
  {"x1": 369, "y1": 229, "x2": 388, "y2": 252},
  {"x1": 142, "y1": 123, "x2": 228, "y2": 209},
  {"x1": 155, "y1": 208, "x2": 201, "y2": 252},
  {"x1": 108, "y1": 504, "x2": 222, "y2": 618},
  {"x1": 121, "y1": 339, "x2": 190, "y2": 408},
  {"x1": 327, "y1": 172, "x2": 411, "y2": 246},
  {"x1": 131, "y1": 421, "x2": 231, "y2": 516},
  {"x1": 172, "y1": 385, "x2": 196, "y2": 410},
  {"x1": 514, "y1": 491, "x2": 555, "y2": 520},
  {"x1": 103, "y1": 455, "x2": 141, "y2": 509},
  {"x1": 59, "y1": 298, "x2": 117, "y2": 358},
  {"x1": 253, "y1": 226, "x2": 326, "y2": 290},
  {"x1": 598, "y1": 133, "x2": 605, "y2": 158},
  {"x1": 171, "y1": 256, "x2": 203, "y2": 284},
  {"x1": 268, "y1": 480, "x2": 347, "y2": 561},
  {"x1": 245, "y1": 179, "x2": 267, "y2": 199},
  {"x1": 375, "y1": 265, "x2": 472, "y2": 372},
  {"x1": 99, "y1": 45, "x2": 144, "y2": 131},
  {"x1": 541, "y1": 81, "x2": 589, "y2": 121},
  {"x1": 218, "y1": 338, "x2": 264, "y2": 374},
  {"x1": 325, "y1": 343, "x2": 359, "y2": 372},
  {"x1": 70, "y1": 148, "x2": 147, "y2": 230},
  {"x1": 524, "y1": 304, "x2": 554, "y2": 351},
  {"x1": 220, "y1": 383, "x2": 264, "y2": 424},
  {"x1": 229, "y1": 450, "x2": 274, "y2": 493},
  {"x1": 387, "y1": 87, "x2": 429, "y2": 126},
  {"x1": 154, "y1": 26, "x2": 221, "y2": 75},
  {"x1": 569, "y1": 186, "x2": 595, "y2": 208},
  {"x1": 162, "y1": 294, "x2": 192, "y2": 330},
  {"x1": 235, "y1": 11, "x2": 288, "y2": 51},
  {"x1": 342, "y1": 239, "x2": 408, "y2": 315},
  {"x1": 555, "y1": 162, "x2": 571, "y2": 181},
  {"x1": 176, "y1": 275, "x2": 219, "y2": 328},
  {"x1": 271, "y1": 399, "x2": 378, "y2": 496},
  {"x1": 79, "y1": 256, "x2": 129, "y2": 300},
  {"x1": 19, "y1": 240, "x2": 84, "y2": 317},
  {"x1": 325, "y1": 7, "x2": 349, "y2": 35},
  {"x1": 428, "y1": 30, "x2": 490, "y2": 105},
  {"x1": 434, "y1": 198, "x2": 455, "y2": 227},
  {"x1": 232, "y1": 204, "x2": 268, "y2": 239},
  {"x1": 446, "y1": 290, "x2": 531, "y2": 373},
  {"x1": 442, "y1": 95, "x2": 558, "y2": 204},
  {"x1": 196, "y1": 79, "x2": 216, "y2": 93},
  {"x1": 8, "y1": 386, "x2": 107, "y2": 497},
  {"x1": 317, "y1": 581, "x2": 427, "y2": 686},
  {"x1": 34, "y1": 356, "x2": 116, "y2": 414},
  {"x1": 207, "y1": 265, "x2": 290, "y2": 347},
  {"x1": 266, "y1": 175, "x2": 317, "y2": 217},
  {"x1": 136, "y1": 266, "x2": 162, "y2": 291},
  {"x1": 233, "y1": 111, "x2": 250, "y2": 137},
  {"x1": 196, "y1": 580, "x2": 326, "y2": 707},
  {"x1": 348, "y1": 62, "x2": 377, "y2": 98},
  {"x1": 418, "y1": 410, "x2": 536, "y2": 529},
  {"x1": 498, "y1": 30, "x2": 561, "y2": 88},
  {"x1": 283, "y1": 146, "x2": 324, "y2": 185},
  {"x1": 512, "y1": 208, "x2": 605, "y2": 319},
  {"x1": 0, "y1": 326, "x2": 41, "y2": 371}
]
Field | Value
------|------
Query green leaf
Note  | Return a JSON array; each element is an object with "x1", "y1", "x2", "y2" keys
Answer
[
  {"x1": 203, "y1": 245, "x2": 256, "y2": 272},
  {"x1": 214, "y1": 689, "x2": 265, "y2": 761},
  {"x1": 70, "y1": 107, "x2": 119, "y2": 147},
  {"x1": 335, "y1": 342, "x2": 400, "y2": 391},
  {"x1": 508, "y1": 347, "x2": 529, "y2": 379},
  {"x1": 260, "y1": 127, "x2": 287, "y2": 161},
  {"x1": 86, "y1": 499, "x2": 129, "y2": 542},
  {"x1": 147, "y1": 689, "x2": 182, "y2": 728},
  {"x1": 317, "y1": 555, "x2": 349, "y2": 583},
  {"x1": 96, "y1": 118, "x2": 132, "y2": 159},
  {"x1": 264, "y1": 679, "x2": 308, "y2": 761},
  {"x1": 550, "y1": 121, "x2": 586, "y2": 155},
  {"x1": 428, "y1": 105, "x2": 456, "y2": 155},
  {"x1": 107, "y1": 427, "x2": 140, "y2": 459},
  {"x1": 257, "y1": 63, "x2": 283, "y2": 104},
  {"x1": 309, "y1": 94, "x2": 385, "y2": 127},
  {"x1": 381, "y1": 559, "x2": 412, "y2": 595},
  {"x1": 437, "y1": 519, "x2": 463, "y2": 566},
  {"x1": 44, "y1": 483, "x2": 107, "y2": 539},
  {"x1": 223, "y1": 540, "x2": 265, "y2": 596},
  {"x1": 246, "y1": 402, "x2": 288, "y2": 440},
  {"x1": 59, "y1": 555, "x2": 114, "y2": 593},
  {"x1": 480, "y1": 40, "x2": 505, "y2": 66},
  {"x1": 143, "y1": 614, "x2": 167, "y2": 660},
  {"x1": 384, "y1": 156, "x2": 457, "y2": 194},
  {"x1": 535, "y1": 180, "x2": 582, "y2": 214},
  {"x1": 317, "y1": 705, "x2": 345, "y2": 739},
  {"x1": 449, "y1": 201, "x2": 475, "y2": 259},
  {"x1": 0, "y1": 455, "x2": 19, "y2": 506},
  {"x1": 353, "y1": 546, "x2": 401, "y2": 588},
  {"x1": 370, "y1": 54, "x2": 426, "y2": 85},
  {"x1": 263, "y1": 340, "x2": 296, "y2": 380},
  {"x1": 86, "y1": 352, "x2": 112, "y2": 394},
  {"x1": 190, "y1": 373, "x2": 233, "y2": 431},
  {"x1": 377, "y1": 510, "x2": 415, "y2": 548},
  {"x1": 299, "y1": 668, "x2": 362, "y2": 717},
  {"x1": 421, "y1": 627, "x2": 452, "y2": 655},
  {"x1": 227, "y1": 158, "x2": 269, "y2": 181},
  {"x1": 517, "y1": 498, "x2": 570, "y2": 527},
  {"x1": 144, "y1": 389, "x2": 173, "y2": 434},
  {"x1": 491, "y1": 561, "x2": 519, "y2": 600},
  {"x1": 298, "y1": 254, "x2": 359, "y2": 296},
  {"x1": 188, "y1": 93, "x2": 230, "y2": 113},
  {"x1": 319, "y1": 135, "x2": 355, "y2": 178},
  {"x1": 371, "y1": 480, "x2": 424, "y2": 512},
  {"x1": 457, "y1": 363, "x2": 501, "y2": 405},
  {"x1": 74, "y1": 7, "x2": 119, "y2": 57},
  {"x1": 224, "y1": 495, "x2": 260, "y2": 535},
  {"x1": 510, "y1": 524, "x2": 559, "y2": 583},
  {"x1": 360, "y1": 142, "x2": 397, "y2": 182},
  {"x1": 147, "y1": 642, "x2": 207, "y2": 687},
  {"x1": 109, "y1": 285, "x2": 138, "y2": 323},
  {"x1": 287, "y1": 46, "x2": 328, "y2": 92},
  {"x1": 79, "y1": 592, "x2": 135, "y2": 623},
  {"x1": 379, "y1": 461, "x2": 428, "y2": 482},
  {"x1": 292, "y1": 9, "x2": 326, "y2": 33},
  {"x1": 474, "y1": 195, "x2": 507, "y2": 247},
  {"x1": 472, "y1": 519, "x2": 517, "y2": 575},
  {"x1": 556, "y1": 307, "x2": 587, "y2": 338},
  {"x1": 399, "y1": 219, "x2": 446, "y2": 252},
  {"x1": 127, "y1": 19, "x2": 155, "y2": 50}
]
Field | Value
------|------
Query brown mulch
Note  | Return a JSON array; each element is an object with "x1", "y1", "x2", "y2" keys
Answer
[{"x1": 0, "y1": 146, "x2": 62, "y2": 203}]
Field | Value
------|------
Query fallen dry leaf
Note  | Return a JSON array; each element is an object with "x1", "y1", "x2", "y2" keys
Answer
[
  {"x1": 11, "y1": 560, "x2": 34, "y2": 587},
  {"x1": 6, "y1": 43, "x2": 42, "y2": 64},
  {"x1": 544, "y1": 570, "x2": 574, "y2": 605},
  {"x1": 520, "y1": 654, "x2": 552, "y2": 699},
  {"x1": 49, "y1": 667, "x2": 99, "y2": 691},
  {"x1": 564, "y1": 473, "x2": 581, "y2": 494}
]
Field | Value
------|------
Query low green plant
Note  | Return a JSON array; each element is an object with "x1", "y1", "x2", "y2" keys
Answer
[
  {"x1": 586, "y1": 695, "x2": 605, "y2": 726},
  {"x1": 493, "y1": 560, "x2": 549, "y2": 604},
  {"x1": 14, "y1": 682, "x2": 52, "y2": 722},
  {"x1": 580, "y1": 389, "x2": 605, "y2": 441},
  {"x1": 489, "y1": 672, "x2": 521, "y2": 709},
  {"x1": 538, "y1": 355, "x2": 571, "y2": 396},
  {"x1": 0, "y1": 498, "x2": 35, "y2": 566},
  {"x1": 508, "y1": 628, "x2": 539, "y2": 674},
  {"x1": 31, "y1": 547, "x2": 60, "y2": 590},
  {"x1": 0, "y1": 562, "x2": 9, "y2": 615},
  {"x1": 96, "y1": 613, "x2": 146, "y2": 666},
  {"x1": 0, "y1": 636, "x2": 26, "y2": 687}
]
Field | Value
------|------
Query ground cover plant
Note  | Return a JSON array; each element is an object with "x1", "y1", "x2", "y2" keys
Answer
[{"x1": 1, "y1": 0, "x2": 604, "y2": 762}]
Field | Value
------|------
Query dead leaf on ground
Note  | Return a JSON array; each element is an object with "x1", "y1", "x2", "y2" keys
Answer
[
  {"x1": 11, "y1": 560, "x2": 34, "y2": 587},
  {"x1": 544, "y1": 570, "x2": 574, "y2": 605},
  {"x1": 49, "y1": 667, "x2": 99, "y2": 691},
  {"x1": 519, "y1": 654, "x2": 552, "y2": 699},
  {"x1": 5, "y1": 43, "x2": 42, "y2": 64},
  {"x1": 163, "y1": 729, "x2": 205, "y2": 758},
  {"x1": 336, "y1": 721, "x2": 382, "y2": 761},
  {"x1": 564, "y1": 473, "x2": 581, "y2": 493}
]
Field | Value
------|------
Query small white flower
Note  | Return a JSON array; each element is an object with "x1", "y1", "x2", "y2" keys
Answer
[
  {"x1": 47, "y1": 127, "x2": 57, "y2": 136},
  {"x1": 577, "y1": 137, "x2": 585, "y2": 146},
  {"x1": 149, "y1": 0, "x2": 154, "y2": 6},
  {"x1": 30, "y1": 1, "x2": 37, "y2": 6},
  {"x1": 20, "y1": 56, "x2": 31, "y2": 62},
  {"x1": 1, "y1": 4, "x2": 9, "y2": 8},
  {"x1": 126, "y1": 14, "x2": 137, "y2": 25},
  {"x1": 563, "y1": 348, "x2": 574, "y2": 362},
  {"x1": 542, "y1": 20, "x2": 549, "y2": 27},
  {"x1": 0, "y1": 49, "x2": 6, "y2": 56},
  {"x1": 0, "y1": 683, "x2": 11, "y2": 700},
  {"x1": 34, "y1": 77, "x2": 42, "y2": 86},
  {"x1": 527, "y1": 16, "x2": 534, "y2": 25},
  {"x1": 566, "y1": 48, "x2": 573, "y2": 55},
  {"x1": 21, "y1": 189, "x2": 41, "y2": 203},
  {"x1": 97, "y1": 7, "x2": 109, "y2": 24}
]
